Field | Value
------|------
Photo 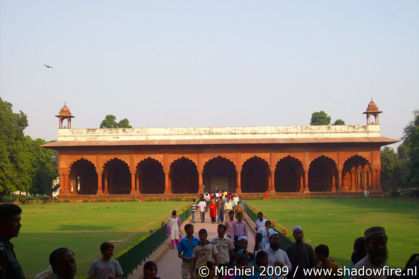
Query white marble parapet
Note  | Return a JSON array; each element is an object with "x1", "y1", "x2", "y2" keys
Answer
[{"x1": 56, "y1": 125, "x2": 381, "y2": 142}]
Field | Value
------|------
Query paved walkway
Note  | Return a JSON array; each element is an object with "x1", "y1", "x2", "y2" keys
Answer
[{"x1": 157, "y1": 211, "x2": 256, "y2": 279}]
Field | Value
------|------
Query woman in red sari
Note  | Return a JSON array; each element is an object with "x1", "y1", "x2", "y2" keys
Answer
[{"x1": 209, "y1": 199, "x2": 218, "y2": 224}]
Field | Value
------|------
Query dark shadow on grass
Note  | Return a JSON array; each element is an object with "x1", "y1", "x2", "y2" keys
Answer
[{"x1": 58, "y1": 224, "x2": 115, "y2": 231}]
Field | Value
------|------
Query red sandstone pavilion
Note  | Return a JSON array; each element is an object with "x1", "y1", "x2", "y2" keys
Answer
[{"x1": 43, "y1": 100, "x2": 397, "y2": 200}]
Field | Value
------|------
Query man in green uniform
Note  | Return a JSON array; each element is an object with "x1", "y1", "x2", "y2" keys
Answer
[{"x1": 0, "y1": 203, "x2": 25, "y2": 279}]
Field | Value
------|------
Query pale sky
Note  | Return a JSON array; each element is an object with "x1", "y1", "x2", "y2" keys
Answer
[{"x1": 1, "y1": 1, "x2": 418, "y2": 148}]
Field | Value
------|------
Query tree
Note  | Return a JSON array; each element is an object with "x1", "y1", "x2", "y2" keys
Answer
[
  {"x1": 380, "y1": 114, "x2": 419, "y2": 190},
  {"x1": 0, "y1": 98, "x2": 57, "y2": 195},
  {"x1": 100, "y1": 115, "x2": 118, "y2": 128},
  {"x1": 100, "y1": 115, "x2": 132, "y2": 128},
  {"x1": 310, "y1": 111, "x2": 331, "y2": 125},
  {"x1": 381, "y1": 147, "x2": 401, "y2": 191},
  {"x1": 333, "y1": 119, "x2": 345, "y2": 125},
  {"x1": 29, "y1": 139, "x2": 58, "y2": 194},
  {"x1": 401, "y1": 115, "x2": 419, "y2": 187},
  {"x1": 118, "y1": 118, "x2": 132, "y2": 128},
  {"x1": 0, "y1": 98, "x2": 28, "y2": 194}
]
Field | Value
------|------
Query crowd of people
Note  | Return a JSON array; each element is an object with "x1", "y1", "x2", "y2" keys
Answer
[
  {"x1": 172, "y1": 192, "x2": 418, "y2": 279},
  {"x1": 1, "y1": 197, "x2": 418, "y2": 279},
  {"x1": 189, "y1": 192, "x2": 245, "y2": 225}
]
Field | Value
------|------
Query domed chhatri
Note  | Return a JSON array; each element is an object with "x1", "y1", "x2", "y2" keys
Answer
[
  {"x1": 57, "y1": 105, "x2": 73, "y2": 117},
  {"x1": 56, "y1": 104, "x2": 75, "y2": 128},
  {"x1": 364, "y1": 99, "x2": 382, "y2": 113},
  {"x1": 363, "y1": 99, "x2": 382, "y2": 125}
]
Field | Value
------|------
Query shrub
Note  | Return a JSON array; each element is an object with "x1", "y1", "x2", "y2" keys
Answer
[
  {"x1": 1, "y1": 195, "x2": 17, "y2": 203},
  {"x1": 18, "y1": 196, "x2": 33, "y2": 204}
]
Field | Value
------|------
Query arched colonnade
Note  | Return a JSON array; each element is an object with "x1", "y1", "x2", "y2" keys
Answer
[{"x1": 59, "y1": 154, "x2": 380, "y2": 196}]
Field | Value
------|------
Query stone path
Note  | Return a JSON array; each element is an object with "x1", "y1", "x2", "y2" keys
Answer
[{"x1": 156, "y1": 211, "x2": 256, "y2": 279}]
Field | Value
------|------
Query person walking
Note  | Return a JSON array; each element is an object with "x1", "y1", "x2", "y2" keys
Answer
[
  {"x1": 190, "y1": 198, "x2": 198, "y2": 223},
  {"x1": 190, "y1": 229, "x2": 218, "y2": 279},
  {"x1": 259, "y1": 220, "x2": 275, "y2": 250},
  {"x1": 88, "y1": 242, "x2": 123, "y2": 279},
  {"x1": 167, "y1": 210, "x2": 181, "y2": 249},
  {"x1": 197, "y1": 198, "x2": 207, "y2": 223},
  {"x1": 349, "y1": 227, "x2": 389, "y2": 279},
  {"x1": 216, "y1": 197, "x2": 224, "y2": 223},
  {"x1": 264, "y1": 232, "x2": 292, "y2": 279},
  {"x1": 225, "y1": 210, "x2": 235, "y2": 238},
  {"x1": 286, "y1": 226, "x2": 314, "y2": 279},
  {"x1": 177, "y1": 224, "x2": 200, "y2": 279},
  {"x1": 230, "y1": 212, "x2": 248, "y2": 247},
  {"x1": 254, "y1": 212, "x2": 267, "y2": 232},
  {"x1": 223, "y1": 197, "x2": 233, "y2": 219},
  {"x1": 313, "y1": 244, "x2": 341, "y2": 279},
  {"x1": 209, "y1": 199, "x2": 217, "y2": 224},
  {"x1": 212, "y1": 224, "x2": 234, "y2": 268}
]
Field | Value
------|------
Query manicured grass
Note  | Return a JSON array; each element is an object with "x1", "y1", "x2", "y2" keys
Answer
[
  {"x1": 247, "y1": 198, "x2": 419, "y2": 268},
  {"x1": 13, "y1": 201, "x2": 188, "y2": 279}
]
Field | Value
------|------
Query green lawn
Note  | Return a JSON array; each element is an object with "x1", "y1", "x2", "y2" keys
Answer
[
  {"x1": 247, "y1": 198, "x2": 419, "y2": 268},
  {"x1": 13, "y1": 201, "x2": 188, "y2": 279}
]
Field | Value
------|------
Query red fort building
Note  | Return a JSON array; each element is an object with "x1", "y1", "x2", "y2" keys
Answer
[{"x1": 43, "y1": 100, "x2": 397, "y2": 200}]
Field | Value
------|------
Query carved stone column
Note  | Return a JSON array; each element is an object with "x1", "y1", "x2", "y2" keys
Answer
[
  {"x1": 304, "y1": 171, "x2": 310, "y2": 193},
  {"x1": 268, "y1": 168, "x2": 275, "y2": 193},
  {"x1": 104, "y1": 171, "x2": 109, "y2": 194},
  {"x1": 97, "y1": 170, "x2": 103, "y2": 195},
  {"x1": 164, "y1": 172, "x2": 172, "y2": 194},
  {"x1": 337, "y1": 168, "x2": 343, "y2": 192},
  {"x1": 198, "y1": 172, "x2": 204, "y2": 194},
  {"x1": 236, "y1": 169, "x2": 242, "y2": 194},
  {"x1": 130, "y1": 170, "x2": 136, "y2": 196}
]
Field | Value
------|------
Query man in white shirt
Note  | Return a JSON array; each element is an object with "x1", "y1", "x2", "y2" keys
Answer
[
  {"x1": 223, "y1": 197, "x2": 233, "y2": 219},
  {"x1": 232, "y1": 195, "x2": 239, "y2": 208},
  {"x1": 258, "y1": 220, "x2": 275, "y2": 250},
  {"x1": 264, "y1": 232, "x2": 292, "y2": 279},
  {"x1": 255, "y1": 212, "x2": 267, "y2": 232},
  {"x1": 197, "y1": 198, "x2": 207, "y2": 223}
]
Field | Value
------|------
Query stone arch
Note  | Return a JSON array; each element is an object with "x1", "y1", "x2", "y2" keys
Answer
[
  {"x1": 168, "y1": 155, "x2": 198, "y2": 170},
  {"x1": 342, "y1": 155, "x2": 372, "y2": 192},
  {"x1": 275, "y1": 156, "x2": 304, "y2": 192},
  {"x1": 170, "y1": 157, "x2": 198, "y2": 193},
  {"x1": 203, "y1": 156, "x2": 236, "y2": 193},
  {"x1": 136, "y1": 158, "x2": 165, "y2": 194},
  {"x1": 69, "y1": 159, "x2": 98, "y2": 194},
  {"x1": 103, "y1": 158, "x2": 131, "y2": 194},
  {"x1": 308, "y1": 156, "x2": 338, "y2": 192},
  {"x1": 241, "y1": 156, "x2": 270, "y2": 193}
]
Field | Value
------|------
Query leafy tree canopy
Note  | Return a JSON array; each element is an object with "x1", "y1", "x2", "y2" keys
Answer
[
  {"x1": 100, "y1": 115, "x2": 132, "y2": 128},
  {"x1": 310, "y1": 111, "x2": 331, "y2": 125},
  {"x1": 402, "y1": 115, "x2": 419, "y2": 187},
  {"x1": 118, "y1": 118, "x2": 131, "y2": 128},
  {"x1": 381, "y1": 114, "x2": 419, "y2": 190},
  {"x1": 333, "y1": 119, "x2": 345, "y2": 125},
  {"x1": 0, "y1": 98, "x2": 57, "y2": 196},
  {"x1": 100, "y1": 115, "x2": 118, "y2": 128}
]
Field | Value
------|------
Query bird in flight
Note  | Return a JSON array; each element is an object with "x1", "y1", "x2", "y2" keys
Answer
[{"x1": 43, "y1": 64, "x2": 54, "y2": 69}]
